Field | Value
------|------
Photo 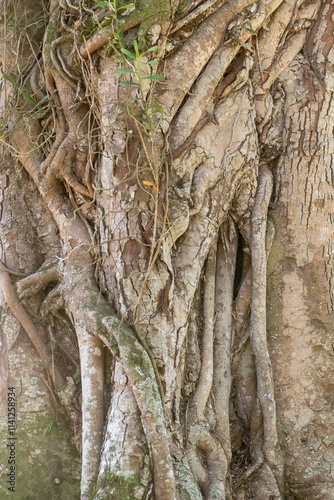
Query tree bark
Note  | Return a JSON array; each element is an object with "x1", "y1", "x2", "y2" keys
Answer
[{"x1": 0, "y1": 1, "x2": 333, "y2": 499}]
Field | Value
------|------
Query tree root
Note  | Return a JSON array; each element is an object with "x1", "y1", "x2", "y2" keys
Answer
[
  {"x1": 76, "y1": 329, "x2": 104, "y2": 500},
  {"x1": 30, "y1": 60, "x2": 47, "y2": 103},
  {"x1": 163, "y1": 0, "x2": 258, "y2": 126},
  {"x1": 261, "y1": 29, "x2": 309, "y2": 92},
  {"x1": 214, "y1": 222, "x2": 238, "y2": 461},
  {"x1": 249, "y1": 164, "x2": 283, "y2": 494},
  {"x1": 185, "y1": 239, "x2": 232, "y2": 499},
  {"x1": 103, "y1": 316, "x2": 177, "y2": 500},
  {"x1": 167, "y1": 0, "x2": 283, "y2": 147},
  {"x1": 16, "y1": 259, "x2": 59, "y2": 300},
  {"x1": 171, "y1": 0, "x2": 225, "y2": 34},
  {"x1": 190, "y1": 239, "x2": 217, "y2": 417},
  {"x1": 0, "y1": 262, "x2": 65, "y2": 390}
]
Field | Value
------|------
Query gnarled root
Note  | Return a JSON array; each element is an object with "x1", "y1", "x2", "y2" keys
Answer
[
  {"x1": 0, "y1": 262, "x2": 65, "y2": 390},
  {"x1": 16, "y1": 258, "x2": 60, "y2": 300},
  {"x1": 102, "y1": 316, "x2": 177, "y2": 500}
]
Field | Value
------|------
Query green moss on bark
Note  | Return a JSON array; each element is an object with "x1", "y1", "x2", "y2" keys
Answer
[
  {"x1": 0, "y1": 415, "x2": 80, "y2": 499},
  {"x1": 94, "y1": 466, "x2": 142, "y2": 500}
]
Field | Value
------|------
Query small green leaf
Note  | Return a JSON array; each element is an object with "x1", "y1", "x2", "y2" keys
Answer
[
  {"x1": 39, "y1": 94, "x2": 50, "y2": 104},
  {"x1": 22, "y1": 92, "x2": 37, "y2": 105},
  {"x1": 115, "y1": 55, "x2": 122, "y2": 62},
  {"x1": 119, "y1": 81, "x2": 140, "y2": 86},
  {"x1": 148, "y1": 107, "x2": 163, "y2": 114},
  {"x1": 245, "y1": 22, "x2": 254, "y2": 34},
  {"x1": 145, "y1": 60, "x2": 158, "y2": 65},
  {"x1": 119, "y1": 29, "x2": 124, "y2": 43},
  {"x1": 142, "y1": 74, "x2": 164, "y2": 80},
  {"x1": 133, "y1": 40, "x2": 139, "y2": 59},
  {"x1": 2, "y1": 73, "x2": 15, "y2": 84},
  {"x1": 136, "y1": 115, "x2": 149, "y2": 123},
  {"x1": 114, "y1": 68, "x2": 136, "y2": 74},
  {"x1": 92, "y1": 1, "x2": 110, "y2": 9},
  {"x1": 144, "y1": 45, "x2": 158, "y2": 54},
  {"x1": 116, "y1": 3, "x2": 135, "y2": 11},
  {"x1": 121, "y1": 48, "x2": 135, "y2": 60}
]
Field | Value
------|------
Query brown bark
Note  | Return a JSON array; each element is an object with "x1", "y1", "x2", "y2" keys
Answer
[{"x1": 1, "y1": 1, "x2": 334, "y2": 499}]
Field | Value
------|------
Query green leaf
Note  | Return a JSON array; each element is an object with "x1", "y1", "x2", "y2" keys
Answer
[
  {"x1": 144, "y1": 45, "x2": 158, "y2": 54},
  {"x1": 115, "y1": 55, "x2": 122, "y2": 62},
  {"x1": 117, "y1": 3, "x2": 135, "y2": 11},
  {"x1": 2, "y1": 73, "x2": 15, "y2": 84},
  {"x1": 114, "y1": 68, "x2": 136, "y2": 74},
  {"x1": 22, "y1": 92, "x2": 37, "y2": 105},
  {"x1": 119, "y1": 81, "x2": 140, "y2": 86},
  {"x1": 39, "y1": 94, "x2": 50, "y2": 104},
  {"x1": 148, "y1": 107, "x2": 163, "y2": 114},
  {"x1": 147, "y1": 102, "x2": 161, "y2": 108},
  {"x1": 145, "y1": 60, "x2": 158, "y2": 65},
  {"x1": 121, "y1": 48, "x2": 135, "y2": 60},
  {"x1": 136, "y1": 115, "x2": 149, "y2": 123},
  {"x1": 142, "y1": 74, "x2": 164, "y2": 80},
  {"x1": 92, "y1": 1, "x2": 110, "y2": 9},
  {"x1": 133, "y1": 40, "x2": 139, "y2": 59},
  {"x1": 245, "y1": 22, "x2": 254, "y2": 34}
]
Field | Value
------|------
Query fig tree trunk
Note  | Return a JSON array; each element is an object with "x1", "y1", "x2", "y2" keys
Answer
[{"x1": 0, "y1": 1, "x2": 333, "y2": 499}]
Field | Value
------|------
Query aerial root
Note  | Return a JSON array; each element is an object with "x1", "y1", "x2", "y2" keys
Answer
[
  {"x1": 169, "y1": 0, "x2": 284, "y2": 150},
  {"x1": 213, "y1": 221, "x2": 239, "y2": 498},
  {"x1": 249, "y1": 164, "x2": 283, "y2": 495},
  {"x1": 16, "y1": 259, "x2": 60, "y2": 300},
  {"x1": 30, "y1": 59, "x2": 47, "y2": 102},
  {"x1": 214, "y1": 222, "x2": 238, "y2": 437},
  {"x1": 186, "y1": 238, "x2": 230, "y2": 498},
  {"x1": 0, "y1": 261, "x2": 84, "y2": 455}
]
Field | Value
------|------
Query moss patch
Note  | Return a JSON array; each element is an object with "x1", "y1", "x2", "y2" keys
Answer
[
  {"x1": 93, "y1": 465, "x2": 142, "y2": 500},
  {"x1": 0, "y1": 415, "x2": 80, "y2": 499}
]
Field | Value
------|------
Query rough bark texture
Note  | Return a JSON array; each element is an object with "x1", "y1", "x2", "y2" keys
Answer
[{"x1": 0, "y1": 0, "x2": 333, "y2": 499}]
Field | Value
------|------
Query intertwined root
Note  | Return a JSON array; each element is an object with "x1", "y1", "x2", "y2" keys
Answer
[{"x1": 0, "y1": 0, "x2": 324, "y2": 497}]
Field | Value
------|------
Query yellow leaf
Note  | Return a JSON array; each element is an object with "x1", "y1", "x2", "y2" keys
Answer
[{"x1": 142, "y1": 180, "x2": 159, "y2": 192}]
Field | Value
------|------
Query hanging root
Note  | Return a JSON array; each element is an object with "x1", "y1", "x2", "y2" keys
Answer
[
  {"x1": 186, "y1": 238, "x2": 230, "y2": 499},
  {"x1": 190, "y1": 239, "x2": 217, "y2": 418},
  {"x1": 249, "y1": 164, "x2": 283, "y2": 497},
  {"x1": 213, "y1": 221, "x2": 238, "y2": 498}
]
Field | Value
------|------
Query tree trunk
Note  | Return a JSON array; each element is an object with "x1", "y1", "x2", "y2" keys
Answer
[{"x1": 0, "y1": 0, "x2": 333, "y2": 499}]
